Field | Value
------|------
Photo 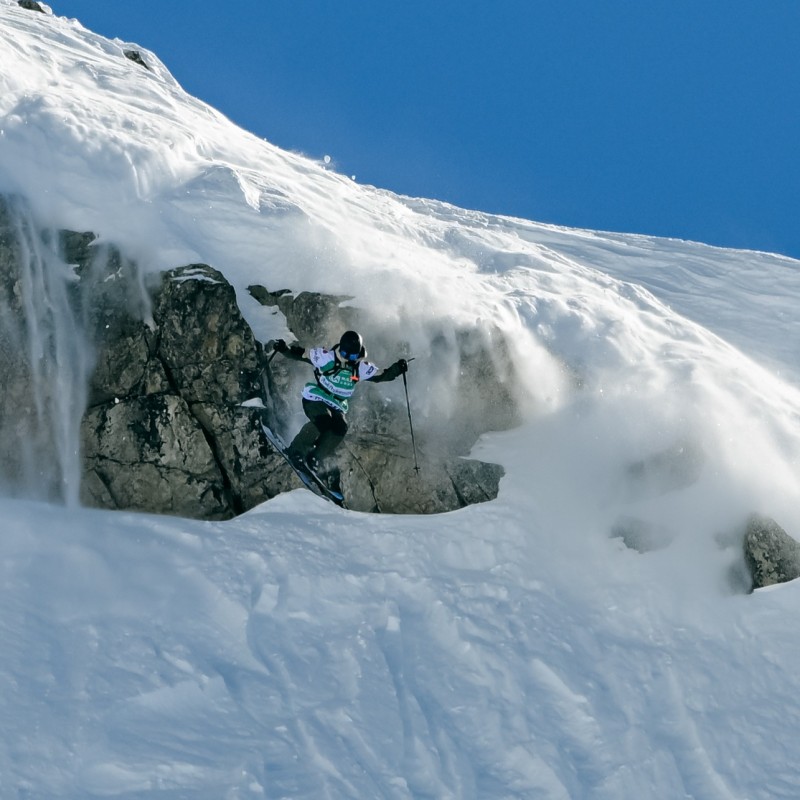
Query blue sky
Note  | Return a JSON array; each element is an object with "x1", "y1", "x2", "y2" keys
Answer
[{"x1": 55, "y1": 1, "x2": 800, "y2": 259}]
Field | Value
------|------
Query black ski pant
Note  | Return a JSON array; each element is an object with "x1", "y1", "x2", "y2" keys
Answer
[{"x1": 288, "y1": 399, "x2": 348, "y2": 464}]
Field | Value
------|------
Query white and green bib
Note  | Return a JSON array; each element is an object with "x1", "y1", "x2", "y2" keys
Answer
[{"x1": 301, "y1": 347, "x2": 378, "y2": 412}]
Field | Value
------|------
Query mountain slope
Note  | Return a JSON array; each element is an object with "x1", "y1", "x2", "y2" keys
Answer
[{"x1": 2, "y1": 3, "x2": 800, "y2": 798}]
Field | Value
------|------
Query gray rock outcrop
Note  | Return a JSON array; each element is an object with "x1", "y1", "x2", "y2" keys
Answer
[
  {"x1": 123, "y1": 50, "x2": 150, "y2": 70},
  {"x1": 83, "y1": 265, "x2": 504, "y2": 517},
  {"x1": 743, "y1": 514, "x2": 800, "y2": 591},
  {"x1": 249, "y1": 283, "x2": 522, "y2": 454},
  {"x1": 0, "y1": 195, "x2": 504, "y2": 518},
  {"x1": 17, "y1": 1, "x2": 46, "y2": 12},
  {"x1": 79, "y1": 262, "x2": 299, "y2": 519}
]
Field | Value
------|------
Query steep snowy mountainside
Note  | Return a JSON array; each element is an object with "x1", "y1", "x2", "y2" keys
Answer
[
  {"x1": 2, "y1": 0, "x2": 799, "y2": 387},
  {"x1": 3, "y1": 471, "x2": 800, "y2": 799},
  {"x1": 397, "y1": 194, "x2": 800, "y2": 384},
  {"x1": 2, "y1": 0, "x2": 799, "y2": 520},
  {"x1": 3, "y1": 4, "x2": 800, "y2": 799},
  {"x1": 2, "y1": 0, "x2": 799, "y2": 514}
]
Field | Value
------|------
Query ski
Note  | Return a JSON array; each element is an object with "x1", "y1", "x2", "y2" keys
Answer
[{"x1": 261, "y1": 424, "x2": 346, "y2": 508}]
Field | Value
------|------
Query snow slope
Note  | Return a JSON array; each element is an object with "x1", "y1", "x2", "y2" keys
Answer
[{"x1": 2, "y1": 3, "x2": 800, "y2": 798}]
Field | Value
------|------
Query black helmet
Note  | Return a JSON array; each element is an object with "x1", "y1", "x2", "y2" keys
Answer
[{"x1": 338, "y1": 330, "x2": 365, "y2": 362}]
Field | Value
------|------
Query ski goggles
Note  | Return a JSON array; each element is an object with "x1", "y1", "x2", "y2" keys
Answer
[{"x1": 341, "y1": 350, "x2": 359, "y2": 362}]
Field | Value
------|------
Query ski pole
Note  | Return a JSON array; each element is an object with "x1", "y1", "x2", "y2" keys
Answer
[
  {"x1": 401, "y1": 361, "x2": 421, "y2": 474},
  {"x1": 267, "y1": 340, "x2": 282, "y2": 364}
]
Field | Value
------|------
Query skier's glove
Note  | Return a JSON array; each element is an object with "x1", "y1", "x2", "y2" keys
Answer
[
  {"x1": 384, "y1": 358, "x2": 408, "y2": 380},
  {"x1": 273, "y1": 339, "x2": 288, "y2": 353}
]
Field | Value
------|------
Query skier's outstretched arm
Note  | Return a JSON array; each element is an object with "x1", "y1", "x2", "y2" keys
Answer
[
  {"x1": 272, "y1": 339, "x2": 312, "y2": 364},
  {"x1": 369, "y1": 358, "x2": 408, "y2": 383}
]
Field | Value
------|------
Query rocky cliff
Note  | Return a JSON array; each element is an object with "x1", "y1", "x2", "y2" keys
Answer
[{"x1": 0, "y1": 196, "x2": 504, "y2": 517}]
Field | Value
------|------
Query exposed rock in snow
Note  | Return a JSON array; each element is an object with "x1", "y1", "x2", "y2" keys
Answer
[
  {"x1": 79, "y1": 258, "x2": 504, "y2": 517},
  {"x1": 744, "y1": 514, "x2": 800, "y2": 591},
  {"x1": 0, "y1": 199, "x2": 503, "y2": 516},
  {"x1": 81, "y1": 393, "x2": 232, "y2": 518},
  {"x1": 123, "y1": 49, "x2": 150, "y2": 70},
  {"x1": 17, "y1": 0, "x2": 46, "y2": 13},
  {"x1": 79, "y1": 260, "x2": 305, "y2": 518},
  {"x1": 3, "y1": 6, "x2": 800, "y2": 796}
]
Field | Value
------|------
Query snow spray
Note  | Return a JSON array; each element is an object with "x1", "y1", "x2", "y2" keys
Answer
[{"x1": 0, "y1": 197, "x2": 92, "y2": 505}]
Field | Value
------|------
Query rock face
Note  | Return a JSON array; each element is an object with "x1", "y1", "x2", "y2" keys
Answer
[
  {"x1": 123, "y1": 50, "x2": 150, "y2": 70},
  {"x1": 82, "y1": 394, "x2": 225, "y2": 516},
  {"x1": 249, "y1": 283, "x2": 523, "y2": 454},
  {"x1": 79, "y1": 262, "x2": 298, "y2": 520},
  {"x1": 743, "y1": 514, "x2": 800, "y2": 591},
  {"x1": 0, "y1": 196, "x2": 504, "y2": 518},
  {"x1": 83, "y1": 265, "x2": 504, "y2": 517},
  {"x1": 249, "y1": 283, "x2": 510, "y2": 513},
  {"x1": 17, "y1": 0, "x2": 46, "y2": 12},
  {"x1": 0, "y1": 200, "x2": 36, "y2": 492}
]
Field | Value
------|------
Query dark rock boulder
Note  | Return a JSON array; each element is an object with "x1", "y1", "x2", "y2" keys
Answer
[
  {"x1": 17, "y1": 1, "x2": 46, "y2": 12},
  {"x1": 334, "y1": 432, "x2": 504, "y2": 514},
  {"x1": 247, "y1": 285, "x2": 357, "y2": 345},
  {"x1": 123, "y1": 50, "x2": 150, "y2": 70},
  {"x1": 743, "y1": 514, "x2": 800, "y2": 591},
  {"x1": 81, "y1": 394, "x2": 229, "y2": 519},
  {"x1": 81, "y1": 263, "x2": 300, "y2": 518},
  {"x1": 153, "y1": 265, "x2": 262, "y2": 406},
  {"x1": 82, "y1": 269, "x2": 505, "y2": 517}
]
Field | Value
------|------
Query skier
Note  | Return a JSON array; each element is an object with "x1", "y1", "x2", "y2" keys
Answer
[{"x1": 272, "y1": 330, "x2": 408, "y2": 482}]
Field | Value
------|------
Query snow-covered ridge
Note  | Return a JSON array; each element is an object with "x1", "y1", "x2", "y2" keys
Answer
[
  {"x1": 2, "y1": 0, "x2": 799, "y2": 379},
  {"x1": 3, "y1": 2, "x2": 800, "y2": 797}
]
